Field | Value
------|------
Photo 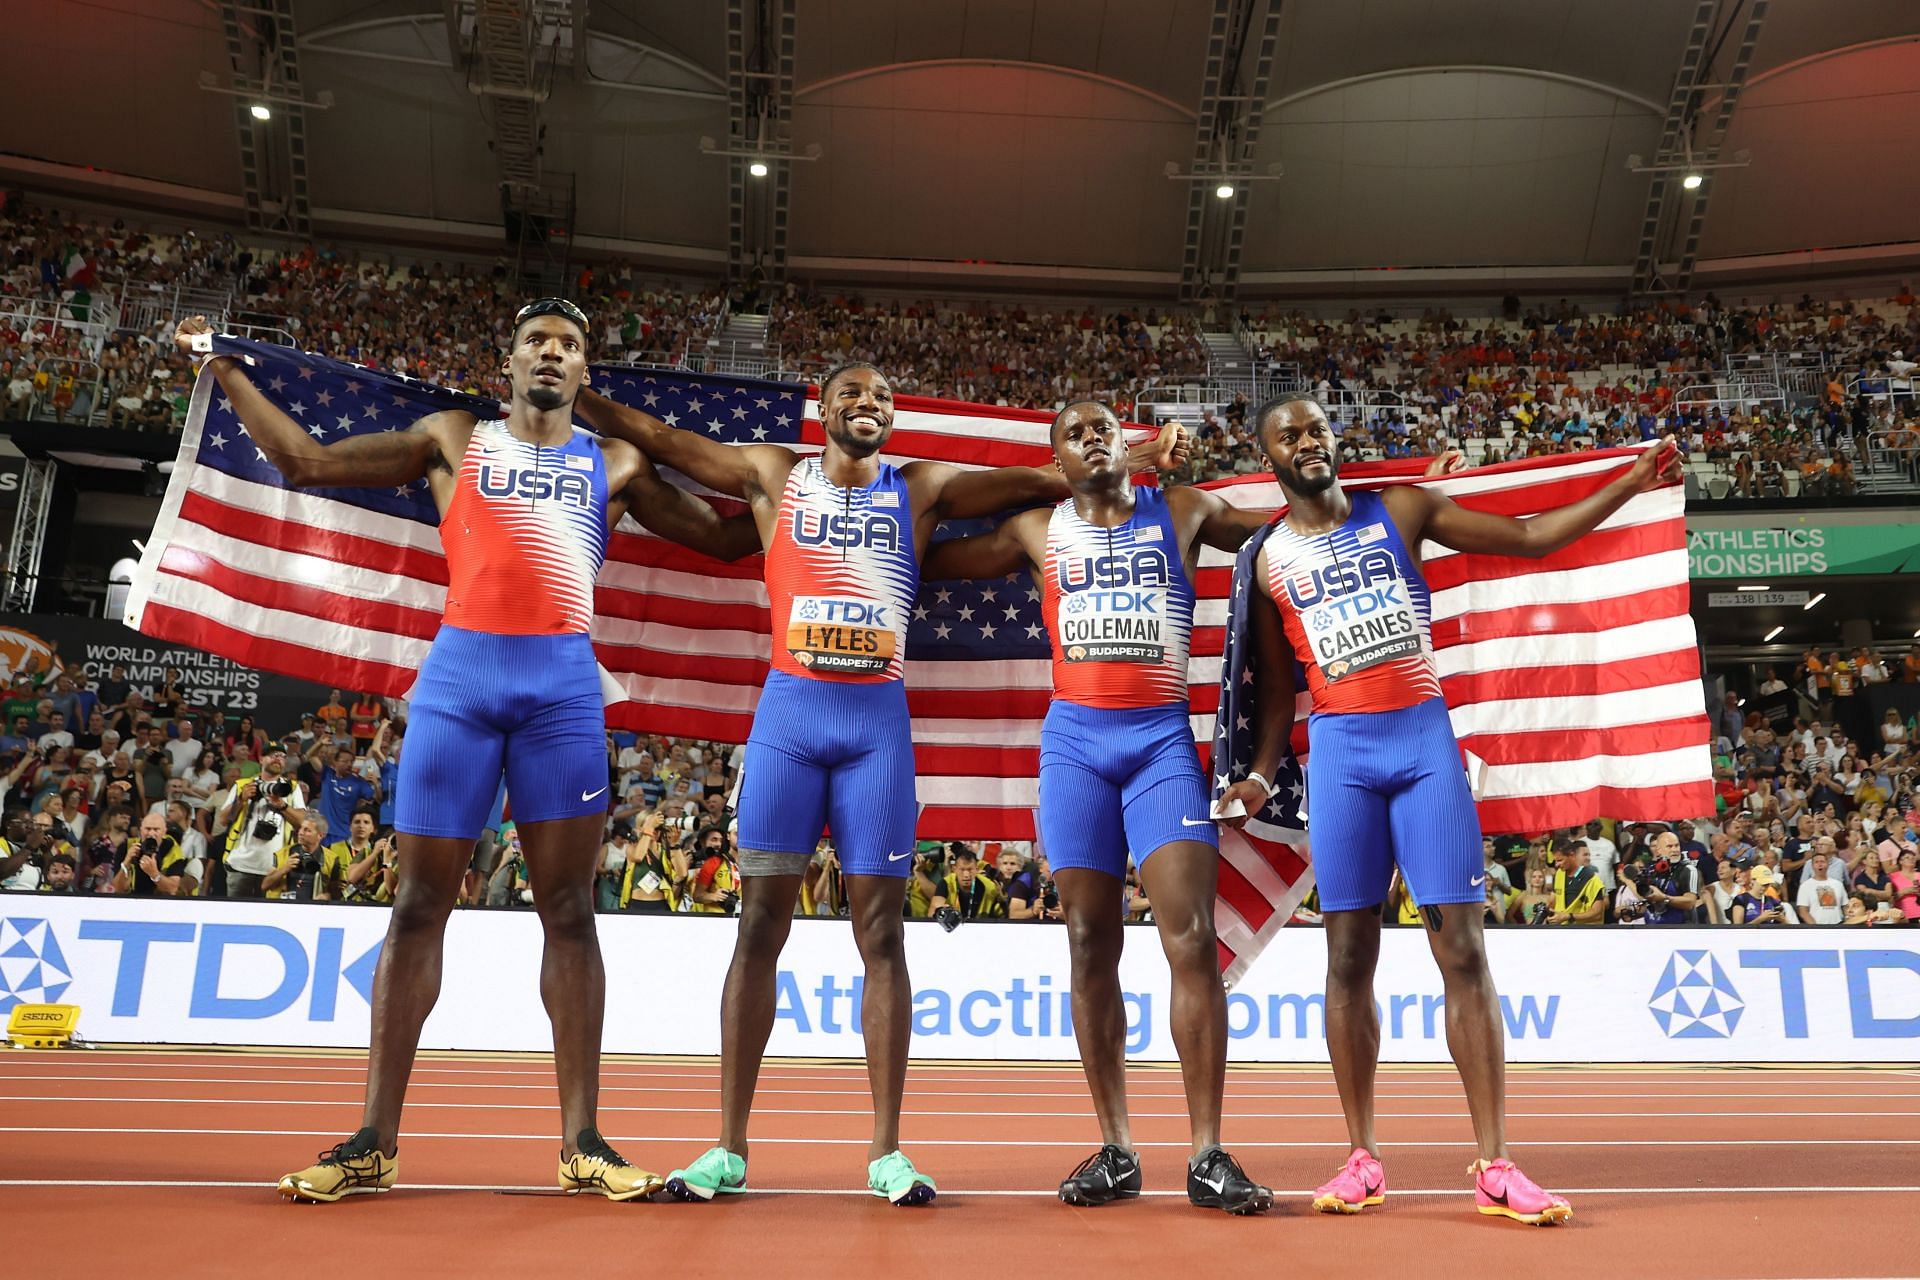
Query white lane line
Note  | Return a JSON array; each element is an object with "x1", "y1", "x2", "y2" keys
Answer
[
  {"x1": 10, "y1": 1074, "x2": 1917, "y2": 1105},
  {"x1": 6, "y1": 1125, "x2": 1919, "y2": 1150},
  {"x1": 6, "y1": 1094, "x2": 1916, "y2": 1121},
  {"x1": 0, "y1": 1177, "x2": 1916, "y2": 1198},
  {"x1": 5, "y1": 1053, "x2": 1909, "y2": 1081}
]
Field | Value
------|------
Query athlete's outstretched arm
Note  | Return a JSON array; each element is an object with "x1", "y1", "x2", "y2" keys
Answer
[
  {"x1": 1178, "y1": 486, "x2": 1271, "y2": 553},
  {"x1": 1395, "y1": 437, "x2": 1681, "y2": 559},
  {"x1": 618, "y1": 447, "x2": 762, "y2": 562},
  {"x1": 919, "y1": 509, "x2": 1043, "y2": 581},
  {"x1": 174, "y1": 318, "x2": 447, "y2": 489},
  {"x1": 926, "y1": 423, "x2": 1190, "y2": 519},
  {"x1": 575, "y1": 386, "x2": 789, "y2": 502},
  {"x1": 1218, "y1": 556, "x2": 1297, "y2": 831}
]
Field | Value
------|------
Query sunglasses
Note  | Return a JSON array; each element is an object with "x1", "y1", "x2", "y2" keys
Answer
[{"x1": 513, "y1": 297, "x2": 590, "y2": 335}]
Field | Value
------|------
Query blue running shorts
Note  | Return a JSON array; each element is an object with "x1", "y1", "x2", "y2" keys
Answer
[
  {"x1": 1304, "y1": 696, "x2": 1482, "y2": 913},
  {"x1": 1038, "y1": 700, "x2": 1217, "y2": 879},
  {"x1": 395, "y1": 626, "x2": 609, "y2": 839},
  {"x1": 735, "y1": 671, "x2": 918, "y2": 876}
]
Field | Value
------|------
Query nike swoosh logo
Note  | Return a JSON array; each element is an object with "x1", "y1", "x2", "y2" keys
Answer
[
  {"x1": 581, "y1": 786, "x2": 608, "y2": 802},
  {"x1": 1470, "y1": 874, "x2": 1486, "y2": 886},
  {"x1": 1199, "y1": 1174, "x2": 1226, "y2": 1194},
  {"x1": 1180, "y1": 817, "x2": 1214, "y2": 827},
  {"x1": 887, "y1": 850, "x2": 913, "y2": 862}
]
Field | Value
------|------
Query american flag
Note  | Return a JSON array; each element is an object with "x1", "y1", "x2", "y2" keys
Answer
[
  {"x1": 128, "y1": 339, "x2": 1708, "y2": 981},
  {"x1": 1201, "y1": 452, "x2": 1713, "y2": 980}
]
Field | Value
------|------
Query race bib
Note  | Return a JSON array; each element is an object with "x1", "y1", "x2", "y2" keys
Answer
[
  {"x1": 786, "y1": 594, "x2": 897, "y2": 674},
  {"x1": 1298, "y1": 576, "x2": 1421, "y2": 683},
  {"x1": 1060, "y1": 586, "x2": 1168, "y2": 664}
]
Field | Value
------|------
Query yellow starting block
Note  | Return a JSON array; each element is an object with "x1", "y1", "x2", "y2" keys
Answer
[{"x1": 6, "y1": 1003, "x2": 80, "y2": 1049}]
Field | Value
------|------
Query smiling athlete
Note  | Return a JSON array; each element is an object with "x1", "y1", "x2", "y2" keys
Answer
[
  {"x1": 576, "y1": 371, "x2": 1180, "y2": 1206},
  {"x1": 924, "y1": 401, "x2": 1273, "y2": 1214},
  {"x1": 1218, "y1": 392, "x2": 1680, "y2": 1225},
  {"x1": 176, "y1": 300, "x2": 759, "y2": 1204}
]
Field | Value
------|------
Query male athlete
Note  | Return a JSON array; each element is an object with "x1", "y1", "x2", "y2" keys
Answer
[
  {"x1": 575, "y1": 368, "x2": 1178, "y2": 1205},
  {"x1": 174, "y1": 301, "x2": 758, "y2": 1203},
  {"x1": 923, "y1": 401, "x2": 1273, "y2": 1213},
  {"x1": 1218, "y1": 392, "x2": 1680, "y2": 1225}
]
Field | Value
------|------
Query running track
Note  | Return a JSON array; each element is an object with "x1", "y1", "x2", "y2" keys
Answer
[{"x1": 3, "y1": 1049, "x2": 1917, "y2": 1279}]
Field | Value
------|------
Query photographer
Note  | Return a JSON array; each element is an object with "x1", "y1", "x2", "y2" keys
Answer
[
  {"x1": 111, "y1": 810, "x2": 193, "y2": 897},
  {"x1": 347, "y1": 831, "x2": 399, "y2": 905},
  {"x1": 1, "y1": 814, "x2": 38, "y2": 890},
  {"x1": 930, "y1": 845, "x2": 1004, "y2": 921},
  {"x1": 1622, "y1": 831, "x2": 1701, "y2": 926},
  {"x1": 1546, "y1": 839, "x2": 1605, "y2": 925},
  {"x1": 999, "y1": 847, "x2": 1058, "y2": 921},
  {"x1": 217, "y1": 751, "x2": 304, "y2": 899},
  {"x1": 617, "y1": 814, "x2": 677, "y2": 914},
  {"x1": 265, "y1": 813, "x2": 345, "y2": 902},
  {"x1": 800, "y1": 839, "x2": 846, "y2": 918},
  {"x1": 680, "y1": 824, "x2": 739, "y2": 915},
  {"x1": 330, "y1": 808, "x2": 383, "y2": 902}
]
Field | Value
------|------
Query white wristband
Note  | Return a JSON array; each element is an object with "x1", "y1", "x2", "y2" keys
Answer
[{"x1": 1244, "y1": 771, "x2": 1275, "y2": 797}]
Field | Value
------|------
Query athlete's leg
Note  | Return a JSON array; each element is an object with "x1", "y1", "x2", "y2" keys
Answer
[
  {"x1": 1382, "y1": 709, "x2": 1504, "y2": 1164},
  {"x1": 718, "y1": 712, "x2": 831, "y2": 1160},
  {"x1": 1037, "y1": 710, "x2": 1135, "y2": 1154},
  {"x1": 518, "y1": 811, "x2": 615, "y2": 1155},
  {"x1": 358, "y1": 834, "x2": 474, "y2": 1152},
  {"x1": 845, "y1": 872, "x2": 911, "y2": 1161},
  {"x1": 1136, "y1": 841, "x2": 1225, "y2": 1154},
  {"x1": 1417, "y1": 902, "x2": 1505, "y2": 1162},
  {"x1": 1305, "y1": 713, "x2": 1397, "y2": 1159},
  {"x1": 1112, "y1": 717, "x2": 1226, "y2": 1157},
  {"x1": 1054, "y1": 866, "x2": 1131, "y2": 1149},
  {"x1": 1323, "y1": 906, "x2": 1385, "y2": 1156},
  {"x1": 716, "y1": 866, "x2": 805, "y2": 1158},
  {"x1": 818, "y1": 683, "x2": 922, "y2": 1167},
  {"x1": 357, "y1": 677, "x2": 507, "y2": 1155}
]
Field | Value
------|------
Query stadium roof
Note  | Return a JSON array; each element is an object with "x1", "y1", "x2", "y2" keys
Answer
[{"x1": 6, "y1": 1, "x2": 1917, "y2": 294}]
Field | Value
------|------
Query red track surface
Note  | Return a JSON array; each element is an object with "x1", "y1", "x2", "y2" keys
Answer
[{"x1": 4, "y1": 1049, "x2": 1918, "y2": 1279}]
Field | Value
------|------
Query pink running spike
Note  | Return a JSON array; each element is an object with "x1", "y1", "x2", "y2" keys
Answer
[
  {"x1": 1311, "y1": 1147, "x2": 1386, "y2": 1215},
  {"x1": 1473, "y1": 1158, "x2": 1573, "y2": 1225}
]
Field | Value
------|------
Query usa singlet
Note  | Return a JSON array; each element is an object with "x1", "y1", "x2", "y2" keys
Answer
[
  {"x1": 440, "y1": 419, "x2": 610, "y2": 634},
  {"x1": 738, "y1": 456, "x2": 920, "y2": 874},
  {"x1": 1037, "y1": 486, "x2": 1215, "y2": 877},
  {"x1": 1263, "y1": 488, "x2": 1479, "y2": 913},
  {"x1": 1040, "y1": 485, "x2": 1195, "y2": 710},
  {"x1": 395, "y1": 420, "x2": 613, "y2": 840},
  {"x1": 1262, "y1": 488, "x2": 1441, "y2": 715},
  {"x1": 763, "y1": 456, "x2": 918, "y2": 682}
]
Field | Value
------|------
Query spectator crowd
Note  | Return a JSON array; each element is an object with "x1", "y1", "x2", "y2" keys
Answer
[
  {"x1": 6, "y1": 196, "x2": 1917, "y2": 498},
  {"x1": 3, "y1": 635, "x2": 1914, "y2": 929}
]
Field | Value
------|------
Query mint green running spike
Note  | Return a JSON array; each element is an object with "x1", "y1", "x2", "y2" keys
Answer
[
  {"x1": 665, "y1": 1147, "x2": 746, "y2": 1202},
  {"x1": 868, "y1": 1150, "x2": 937, "y2": 1206}
]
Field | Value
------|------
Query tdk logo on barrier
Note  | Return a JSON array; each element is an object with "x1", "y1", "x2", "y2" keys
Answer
[
  {"x1": 1649, "y1": 950, "x2": 1745, "y2": 1039},
  {"x1": 0, "y1": 917, "x2": 75, "y2": 1012},
  {"x1": 1649, "y1": 948, "x2": 1920, "y2": 1040},
  {"x1": 75, "y1": 920, "x2": 383, "y2": 1022}
]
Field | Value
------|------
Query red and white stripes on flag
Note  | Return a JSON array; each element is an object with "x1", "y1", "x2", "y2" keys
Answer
[{"x1": 1205, "y1": 448, "x2": 1712, "y2": 833}]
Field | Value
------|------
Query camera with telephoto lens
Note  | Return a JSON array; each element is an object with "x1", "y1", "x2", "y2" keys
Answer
[
  {"x1": 139, "y1": 837, "x2": 159, "y2": 857},
  {"x1": 1043, "y1": 882, "x2": 1060, "y2": 912},
  {"x1": 1527, "y1": 903, "x2": 1550, "y2": 926},
  {"x1": 264, "y1": 779, "x2": 294, "y2": 800}
]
